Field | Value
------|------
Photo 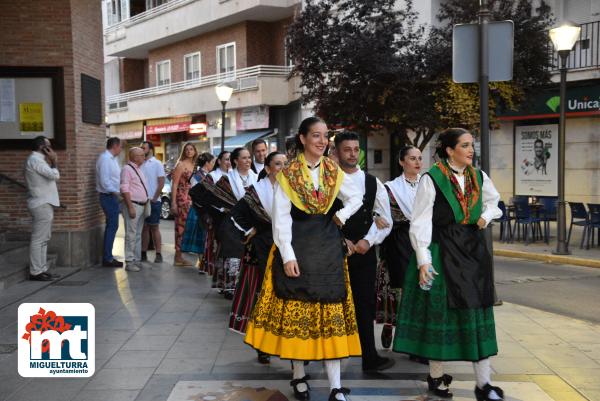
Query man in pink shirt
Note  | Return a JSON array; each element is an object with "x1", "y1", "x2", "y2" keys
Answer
[{"x1": 120, "y1": 147, "x2": 150, "y2": 272}]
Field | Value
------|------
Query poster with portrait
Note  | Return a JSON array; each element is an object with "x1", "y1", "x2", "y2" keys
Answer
[{"x1": 515, "y1": 124, "x2": 558, "y2": 196}]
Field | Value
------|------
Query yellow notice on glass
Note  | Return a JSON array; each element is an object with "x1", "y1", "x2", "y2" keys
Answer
[{"x1": 19, "y1": 103, "x2": 44, "y2": 132}]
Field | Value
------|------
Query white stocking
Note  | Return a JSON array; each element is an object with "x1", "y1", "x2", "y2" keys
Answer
[
  {"x1": 473, "y1": 359, "x2": 501, "y2": 400},
  {"x1": 325, "y1": 359, "x2": 346, "y2": 400},
  {"x1": 292, "y1": 360, "x2": 308, "y2": 392},
  {"x1": 429, "y1": 361, "x2": 448, "y2": 390}
]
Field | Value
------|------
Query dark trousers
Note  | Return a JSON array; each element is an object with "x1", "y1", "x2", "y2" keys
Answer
[
  {"x1": 347, "y1": 247, "x2": 378, "y2": 367},
  {"x1": 99, "y1": 193, "x2": 120, "y2": 263}
]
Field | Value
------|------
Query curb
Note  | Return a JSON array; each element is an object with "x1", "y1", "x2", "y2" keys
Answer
[{"x1": 494, "y1": 249, "x2": 600, "y2": 268}]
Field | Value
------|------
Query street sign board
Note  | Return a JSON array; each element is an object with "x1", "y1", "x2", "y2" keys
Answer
[{"x1": 453, "y1": 20, "x2": 514, "y2": 83}]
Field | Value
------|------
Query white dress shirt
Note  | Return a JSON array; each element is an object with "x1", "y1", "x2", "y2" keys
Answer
[
  {"x1": 96, "y1": 150, "x2": 121, "y2": 193},
  {"x1": 272, "y1": 165, "x2": 362, "y2": 264},
  {"x1": 345, "y1": 168, "x2": 392, "y2": 246},
  {"x1": 410, "y1": 168, "x2": 502, "y2": 267},
  {"x1": 24, "y1": 151, "x2": 60, "y2": 209},
  {"x1": 253, "y1": 161, "x2": 264, "y2": 172},
  {"x1": 140, "y1": 156, "x2": 165, "y2": 200}
]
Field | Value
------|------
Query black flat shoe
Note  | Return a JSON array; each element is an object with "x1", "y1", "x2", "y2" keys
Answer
[
  {"x1": 328, "y1": 387, "x2": 350, "y2": 401},
  {"x1": 257, "y1": 351, "x2": 270, "y2": 364},
  {"x1": 427, "y1": 374, "x2": 453, "y2": 398},
  {"x1": 29, "y1": 272, "x2": 54, "y2": 281},
  {"x1": 290, "y1": 375, "x2": 310, "y2": 400},
  {"x1": 475, "y1": 383, "x2": 504, "y2": 401},
  {"x1": 381, "y1": 324, "x2": 393, "y2": 349}
]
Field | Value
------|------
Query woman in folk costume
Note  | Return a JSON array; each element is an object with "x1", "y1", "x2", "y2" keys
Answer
[
  {"x1": 245, "y1": 117, "x2": 362, "y2": 401},
  {"x1": 182, "y1": 152, "x2": 215, "y2": 271},
  {"x1": 209, "y1": 150, "x2": 231, "y2": 183},
  {"x1": 229, "y1": 151, "x2": 287, "y2": 364},
  {"x1": 375, "y1": 146, "x2": 423, "y2": 352},
  {"x1": 393, "y1": 128, "x2": 503, "y2": 401},
  {"x1": 212, "y1": 147, "x2": 258, "y2": 298},
  {"x1": 194, "y1": 151, "x2": 230, "y2": 276}
]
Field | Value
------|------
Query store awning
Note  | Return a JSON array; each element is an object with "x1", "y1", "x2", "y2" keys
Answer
[
  {"x1": 146, "y1": 116, "x2": 192, "y2": 135},
  {"x1": 109, "y1": 121, "x2": 143, "y2": 140},
  {"x1": 212, "y1": 130, "x2": 274, "y2": 153}
]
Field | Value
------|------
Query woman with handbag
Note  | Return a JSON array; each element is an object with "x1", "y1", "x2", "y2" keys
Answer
[
  {"x1": 229, "y1": 151, "x2": 286, "y2": 364},
  {"x1": 393, "y1": 128, "x2": 503, "y2": 401},
  {"x1": 244, "y1": 117, "x2": 362, "y2": 401},
  {"x1": 170, "y1": 142, "x2": 197, "y2": 266}
]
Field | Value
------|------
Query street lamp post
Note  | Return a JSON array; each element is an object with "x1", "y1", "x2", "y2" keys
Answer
[
  {"x1": 215, "y1": 84, "x2": 233, "y2": 153},
  {"x1": 549, "y1": 22, "x2": 581, "y2": 255}
]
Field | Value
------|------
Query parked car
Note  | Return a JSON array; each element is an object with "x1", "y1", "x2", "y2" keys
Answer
[{"x1": 160, "y1": 177, "x2": 172, "y2": 219}]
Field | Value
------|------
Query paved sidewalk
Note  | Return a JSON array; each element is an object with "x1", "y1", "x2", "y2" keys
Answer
[{"x1": 0, "y1": 228, "x2": 598, "y2": 400}]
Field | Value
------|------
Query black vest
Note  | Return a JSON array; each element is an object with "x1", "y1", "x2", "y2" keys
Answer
[{"x1": 340, "y1": 173, "x2": 377, "y2": 242}]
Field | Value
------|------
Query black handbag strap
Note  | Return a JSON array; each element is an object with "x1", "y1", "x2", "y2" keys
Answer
[{"x1": 127, "y1": 163, "x2": 149, "y2": 198}]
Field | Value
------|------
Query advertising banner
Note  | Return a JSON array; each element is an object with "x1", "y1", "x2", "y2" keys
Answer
[{"x1": 515, "y1": 124, "x2": 558, "y2": 196}]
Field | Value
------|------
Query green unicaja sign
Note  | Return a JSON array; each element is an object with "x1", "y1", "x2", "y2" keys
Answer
[{"x1": 546, "y1": 96, "x2": 560, "y2": 113}]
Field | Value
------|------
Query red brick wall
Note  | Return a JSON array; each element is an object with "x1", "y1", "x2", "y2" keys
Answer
[
  {"x1": 0, "y1": 0, "x2": 105, "y2": 236},
  {"x1": 144, "y1": 18, "x2": 290, "y2": 87},
  {"x1": 148, "y1": 22, "x2": 248, "y2": 86}
]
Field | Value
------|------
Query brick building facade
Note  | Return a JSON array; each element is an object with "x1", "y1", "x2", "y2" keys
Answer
[{"x1": 0, "y1": 0, "x2": 105, "y2": 267}]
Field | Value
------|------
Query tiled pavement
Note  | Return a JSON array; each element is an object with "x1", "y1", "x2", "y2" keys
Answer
[{"x1": 0, "y1": 226, "x2": 598, "y2": 401}]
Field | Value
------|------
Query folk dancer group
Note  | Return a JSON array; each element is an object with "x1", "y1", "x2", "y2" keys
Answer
[{"x1": 183, "y1": 119, "x2": 503, "y2": 401}]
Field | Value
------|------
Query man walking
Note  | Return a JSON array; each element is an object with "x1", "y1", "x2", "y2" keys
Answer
[
  {"x1": 24, "y1": 136, "x2": 62, "y2": 281},
  {"x1": 140, "y1": 141, "x2": 165, "y2": 263},
  {"x1": 96, "y1": 137, "x2": 123, "y2": 267},
  {"x1": 334, "y1": 131, "x2": 394, "y2": 372},
  {"x1": 250, "y1": 139, "x2": 268, "y2": 174},
  {"x1": 120, "y1": 147, "x2": 150, "y2": 272}
]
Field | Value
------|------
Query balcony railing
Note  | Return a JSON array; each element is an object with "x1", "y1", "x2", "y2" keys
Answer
[
  {"x1": 105, "y1": 0, "x2": 193, "y2": 34},
  {"x1": 548, "y1": 20, "x2": 600, "y2": 71},
  {"x1": 106, "y1": 65, "x2": 293, "y2": 112}
]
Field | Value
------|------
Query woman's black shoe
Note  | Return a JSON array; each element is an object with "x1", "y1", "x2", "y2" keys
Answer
[
  {"x1": 328, "y1": 387, "x2": 350, "y2": 401},
  {"x1": 381, "y1": 324, "x2": 393, "y2": 349},
  {"x1": 257, "y1": 351, "x2": 270, "y2": 364},
  {"x1": 290, "y1": 375, "x2": 310, "y2": 400},
  {"x1": 427, "y1": 374, "x2": 453, "y2": 398},
  {"x1": 475, "y1": 383, "x2": 504, "y2": 401}
]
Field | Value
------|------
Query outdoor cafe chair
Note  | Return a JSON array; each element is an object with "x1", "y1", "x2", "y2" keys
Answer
[
  {"x1": 514, "y1": 201, "x2": 544, "y2": 245},
  {"x1": 585, "y1": 203, "x2": 600, "y2": 249},
  {"x1": 495, "y1": 200, "x2": 514, "y2": 243},
  {"x1": 538, "y1": 196, "x2": 557, "y2": 244},
  {"x1": 567, "y1": 202, "x2": 589, "y2": 249}
]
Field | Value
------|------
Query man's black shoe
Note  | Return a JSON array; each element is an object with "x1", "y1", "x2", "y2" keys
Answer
[
  {"x1": 29, "y1": 272, "x2": 54, "y2": 281},
  {"x1": 141, "y1": 251, "x2": 148, "y2": 262},
  {"x1": 362, "y1": 356, "x2": 395, "y2": 372},
  {"x1": 102, "y1": 259, "x2": 124, "y2": 267}
]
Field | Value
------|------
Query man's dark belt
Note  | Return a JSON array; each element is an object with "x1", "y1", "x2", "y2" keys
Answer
[{"x1": 132, "y1": 200, "x2": 147, "y2": 206}]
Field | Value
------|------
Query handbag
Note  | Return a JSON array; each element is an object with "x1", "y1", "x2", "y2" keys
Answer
[{"x1": 127, "y1": 163, "x2": 151, "y2": 218}]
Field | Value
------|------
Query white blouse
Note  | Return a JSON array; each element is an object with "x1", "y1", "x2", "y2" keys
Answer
[
  {"x1": 410, "y1": 170, "x2": 502, "y2": 267},
  {"x1": 345, "y1": 169, "x2": 392, "y2": 246},
  {"x1": 272, "y1": 166, "x2": 362, "y2": 264}
]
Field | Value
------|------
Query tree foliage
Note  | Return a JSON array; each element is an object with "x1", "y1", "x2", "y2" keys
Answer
[{"x1": 287, "y1": 0, "x2": 555, "y2": 150}]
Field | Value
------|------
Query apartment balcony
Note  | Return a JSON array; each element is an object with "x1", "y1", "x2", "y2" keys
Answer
[
  {"x1": 104, "y1": 0, "x2": 301, "y2": 58},
  {"x1": 106, "y1": 65, "x2": 298, "y2": 124},
  {"x1": 548, "y1": 20, "x2": 600, "y2": 81}
]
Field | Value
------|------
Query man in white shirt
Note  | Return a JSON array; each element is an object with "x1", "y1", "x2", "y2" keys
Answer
[
  {"x1": 96, "y1": 137, "x2": 123, "y2": 267},
  {"x1": 250, "y1": 139, "x2": 267, "y2": 174},
  {"x1": 334, "y1": 131, "x2": 394, "y2": 372},
  {"x1": 140, "y1": 141, "x2": 166, "y2": 263},
  {"x1": 24, "y1": 136, "x2": 61, "y2": 281}
]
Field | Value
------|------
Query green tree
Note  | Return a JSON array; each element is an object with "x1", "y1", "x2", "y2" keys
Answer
[{"x1": 427, "y1": 0, "x2": 554, "y2": 129}]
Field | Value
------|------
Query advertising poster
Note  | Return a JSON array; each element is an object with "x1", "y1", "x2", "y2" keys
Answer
[
  {"x1": 515, "y1": 124, "x2": 558, "y2": 196},
  {"x1": 19, "y1": 103, "x2": 44, "y2": 132},
  {"x1": 236, "y1": 106, "x2": 269, "y2": 130}
]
